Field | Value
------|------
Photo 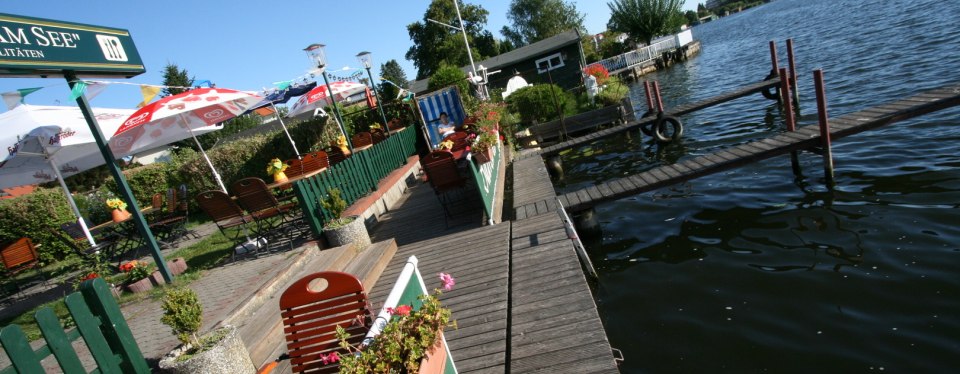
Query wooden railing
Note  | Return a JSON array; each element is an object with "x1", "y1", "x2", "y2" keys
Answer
[
  {"x1": 293, "y1": 127, "x2": 417, "y2": 237},
  {"x1": 0, "y1": 278, "x2": 149, "y2": 373}
]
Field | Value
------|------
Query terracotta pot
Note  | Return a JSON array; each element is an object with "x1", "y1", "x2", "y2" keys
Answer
[
  {"x1": 125, "y1": 277, "x2": 153, "y2": 293},
  {"x1": 149, "y1": 270, "x2": 166, "y2": 286},
  {"x1": 273, "y1": 171, "x2": 288, "y2": 184},
  {"x1": 167, "y1": 257, "x2": 189, "y2": 275},
  {"x1": 111, "y1": 209, "x2": 131, "y2": 223},
  {"x1": 418, "y1": 333, "x2": 449, "y2": 374},
  {"x1": 472, "y1": 148, "x2": 493, "y2": 164}
]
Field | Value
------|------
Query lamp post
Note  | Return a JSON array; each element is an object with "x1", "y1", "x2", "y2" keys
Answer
[
  {"x1": 305, "y1": 43, "x2": 352, "y2": 151},
  {"x1": 356, "y1": 51, "x2": 390, "y2": 132}
]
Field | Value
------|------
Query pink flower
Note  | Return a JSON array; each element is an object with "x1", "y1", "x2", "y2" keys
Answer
[
  {"x1": 320, "y1": 351, "x2": 340, "y2": 364},
  {"x1": 386, "y1": 307, "x2": 395, "y2": 315},
  {"x1": 439, "y1": 272, "x2": 455, "y2": 291},
  {"x1": 395, "y1": 305, "x2": 412, "y2": 316}
]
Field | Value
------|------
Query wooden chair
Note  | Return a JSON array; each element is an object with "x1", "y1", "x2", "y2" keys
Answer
[
  {"x1": 231, "y1": 178, "x2": 300, "y2": 240},
  {"x1": 370, "y1": 129, "x2": 387, "y2": 144},
  {"x1": 303, "y1": 152, "x2": 329, "y2": 173},
  {"x1": 351, "y1": 132, "x2": 373, "y2": 149},
  {"x1": 260, "y1": 271, "x2": 373, "y2": 374},
  {"x1": 421, "y1": 151, "x2": 470, "y2": 223},
  {"x1": 327, "y1": 147, "x2": 347, "y2": 167},
  {"x1": 196, "y1": 190, "x2": 255, "y2": 242},
  {"x1": 150, "y1": 185, "x2": 196, "y2": 247},
  {"x1": 442, "y1": 132, "x2": 470, "y2": 153},
  {"x1": 284, "y1": 158, "x2": 307, "y2": 179},
  {"x1": 54, "y1": 221, "x2": 118, "y2": 259},
  {"x1": 1, "y1": 238, "x2": 45, "y2": 296}
]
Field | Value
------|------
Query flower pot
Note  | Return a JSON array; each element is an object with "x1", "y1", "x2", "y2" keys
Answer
[
  {"x1": 125, "y1": 277, "x2": 153, "y2": 293},
  {"x1": 167, "y1": 257, "x2": 188, "y2": 276},
  {"x1": 149, "y1": 270, "x2": 166, "y2": 286},
  {"x1": 472, "y1": 148, "x2": 493, "y2": 164},
  {"x1": 158, "y1": 325, "x2": 255, "y2": 374},
  {"x1": 273, "y1": 171, "x2": 288, "y2": 184},
  {"x1": 111, "y1": 209, "x2": 131, "y2": 223},
  {"x1": 418, "y1": 333, "x2": 449, "y2": 374},
  {"x1": 323, "y1": 216, "x2": 370, "y2": 250}
]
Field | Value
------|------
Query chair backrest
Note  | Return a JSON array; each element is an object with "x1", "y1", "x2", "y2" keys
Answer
[
  {"x1": 311, "y1": 151, "x2": 330, "y2": 171},
  {"x1": 151, "y1": 193, "x2": 163, "y2": 210},
  {"x1": 177, "y1": 184, "x2": 189, "y2": 215},
  {"x1": 279, "y1": 272, "x2": 372, "y2": 373},
  {"x1": 231, "y1": 177, "x2": 280, "y2": 214},
  {"x1": 165, "y1": 188, "x2": 178, "y2": 215},
  {"x1": 196, "y1": 190, "x2": 247, "y2": 223},
  {"x1": 285, "y1": 158, "x2": 307, "y2": 179},
  {"x1": 60, "y1": 219, "x2": 95, "y2": 241},
  {"x1": 370, "y1": 130, "x2": 387, "y2": 145},
  {"x1": 422, "y1": 151, "x2": 465, "y2": 193},
  {"x1": 301, "y1": 152, "x2": 328, "y2": 173},
  {"x1": 351, "y1": 132, "x2": 373, "y2": 148},
  {"x1": 442, "y1": 132, "x2": 470, "y2": 152},
  {"x1": 1, "y1": 237, "x2": 39, "y2": 273}
]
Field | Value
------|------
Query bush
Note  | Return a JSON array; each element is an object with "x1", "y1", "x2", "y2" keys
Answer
[
  {"x1": 598, "y1": 76, "x2": 630, "y2": 107},
  {"x1": 160, "y1": 287, "x2": 203, "y2": 346},
  {"x1": 103, "y1": 162, "x2": 176, "y2": 205},
  {"x1": 0, "y1": 188, "x2": 81, "y2": 264},
  {"x1": 428, "y1": 63, "x2": 469, "y2": 98},
  {"x1": 505, "y1": 84, "x2": 577, "y2": 125}
]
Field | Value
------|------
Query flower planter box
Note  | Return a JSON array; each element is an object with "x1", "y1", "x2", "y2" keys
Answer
[
  {"x1": 472, "y1": 148, "x2": 493, "y2": 164},
  {"x1": 418, "y1": 332, "x2": 449, "y2": 374},
  {"x1": 125, "y1": 277, "x2": 153, "y2": 293},
  {"x1": 167, "y1": 257, "x2": 188, "y2": 275},
  {"x1": 149, "y1": 270, "x2": 165, "y2": 286}
]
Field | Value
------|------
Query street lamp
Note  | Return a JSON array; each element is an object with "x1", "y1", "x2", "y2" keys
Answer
[
  {"x1": 305, "y1": 43, "x2": 352, "y2": 151},
  {"x1": 356, "y1": 51, "x2": 390, "y2": 132}
]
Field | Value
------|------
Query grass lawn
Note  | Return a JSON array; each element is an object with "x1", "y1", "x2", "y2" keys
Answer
[{"x1": 0, "y1": 229, "x2": 236, "y2": 342}]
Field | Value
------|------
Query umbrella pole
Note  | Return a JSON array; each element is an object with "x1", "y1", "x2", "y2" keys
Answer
[
  {"x1": 48, "y1": 156, "x2": 97, "y2": 246},
  {"x1": 270, "y1": 102, "x2": 301, "y2": 158},
  {"x1": 184, "y1": 117, "x2": 229, "y2": 193}
]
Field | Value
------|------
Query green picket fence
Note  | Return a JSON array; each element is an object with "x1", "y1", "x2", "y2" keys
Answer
[
  {"x1": 467, "y1": 141, "x2": 503, "y2": 225},
  {"x1": 294, "y1": 127, "x2": 417, "y2": 237},
  {"x1": 0, "y1": 278, "x2": 149, "y2": 374}
]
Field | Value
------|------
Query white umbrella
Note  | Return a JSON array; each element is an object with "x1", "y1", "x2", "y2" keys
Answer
[
  {"x1": 286, "y1": 81, "x2": 368, "y2": 118},
  {"x1": 0, "y1": 104, "x2": 220, "y2": 245},
  {"x1": 114, "y1": 87, "x2": 263, "y2": 193}
]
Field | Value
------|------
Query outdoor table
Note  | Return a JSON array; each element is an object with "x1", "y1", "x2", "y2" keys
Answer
[
  {"x1": 89, "y1": 206, "x2": 160, "y2": 231},
  {"x1": 265, "y1": 168, "x2": 326, "y2": 190}
]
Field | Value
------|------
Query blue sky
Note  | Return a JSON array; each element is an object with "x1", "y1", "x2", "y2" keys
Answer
[{"x1": 1, "y1": 0, "x2": 696, "y2": 111}]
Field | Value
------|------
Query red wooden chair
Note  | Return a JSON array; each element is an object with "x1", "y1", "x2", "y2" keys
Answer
[
  {"x1": 196, "y1": 190, "x2": 255, "y2": 242},
  {"x1": 351, "y1": 132, "x2": 374, "y2": 150},
  {"x1": 303, "y1": 152, "x2": 330, "y2": 173},
  {"x1": 231, "y1": 177, "x2": 300, "y2": 241},
  {"x1": 1, "y1": 237, "x2": 45, "y2": 296},
  {"x1": 421, "y1": 151, "x2": 470, "y2": 223},
  {"x1": 370, "y1": 129, "x2": 387, "y2": 144},
  {"x1": 327, "y1": 147, "x2": 348, "y2": 167},
  {"x1": 259, "y1": 271, "x2": 373, "y2": 374},
  {"x1": 284, "y1": 158, "x2": 307, "y2": 179}
]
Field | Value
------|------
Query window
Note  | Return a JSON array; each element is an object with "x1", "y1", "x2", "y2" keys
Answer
[{"x1": 535, "y1": 53, "x2": 565, "y2": 73}]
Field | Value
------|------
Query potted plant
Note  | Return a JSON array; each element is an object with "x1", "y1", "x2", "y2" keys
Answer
[
  {"x1": 469, "y1": 131, "x2": 498, "y2": 164},
  {"x1": 320, "y1": 188, "x2": 370, "y2": 249},
  {"x1": 266, "y1": 158, "x2": 289, "y2": 184},
  {"x1": 106, "y1": 197, "x2": 130, "y2": 222},
  {"x1": 336, "y1": 272, "x2": 457, "y2": 373},
  {"x1": 158, "y1": 287, "x2": 255, "y2": 373},
  {"x1": 120, "y1": 260, "x2": 153, "y2": 293}
]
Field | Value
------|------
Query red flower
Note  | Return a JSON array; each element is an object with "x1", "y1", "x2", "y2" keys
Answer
[
  {"x1": 119, "y1": 261, "x2": 138, "y2": 272},
  {"x1": 83, "y1": 272, "x2": 99, "y2": 281},
  {"x1": 395, "y1": 305, "x2": 412, "y2": 316}
]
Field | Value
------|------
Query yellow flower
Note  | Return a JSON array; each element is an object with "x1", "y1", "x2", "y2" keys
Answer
[
  {"x1": 266, "y1": 158, "x2": 288, "y2": 176},
  {"x1": 106, "y1": 198, "x2": 127, "y2": 211},
  {"x1": 438, "y1": 140, "x2": 454, "y2": 150},
  {"x1": 336, "y1": 135, "x2": 347, "y2": 147}
]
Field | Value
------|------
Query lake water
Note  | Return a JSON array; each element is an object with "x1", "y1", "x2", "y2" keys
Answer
[{"x1": 555, "y1": 0, "x2": 960, "y2": 371}]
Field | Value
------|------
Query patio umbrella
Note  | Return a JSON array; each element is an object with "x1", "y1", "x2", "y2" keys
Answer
[
  {"x1": 0, "y1": 105, "x2": 222, "y2": 245},
  {"x1": 286, "y1": 81, "x2": 368, "y2": 118},
  {"x1": 245, "y1": 81, "x2": 317, "y2": 157},
  {"x1": 114, "y1": 87, "x2": 263, "y2": 193}
]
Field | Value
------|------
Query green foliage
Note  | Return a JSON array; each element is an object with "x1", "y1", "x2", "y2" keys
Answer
[
  {"x1": 0, "y1": 188, "x2": 80, "y2": 264},
  {"x1": 607, "y1": 0, "x2": 685, "y2": 45},
  {"x1": 597, "y1": 76, "x2": 630, "y2": 107},
  {"x1": 102, "y1": 162, "x2": 173, "y2": 205},
  {"x1": 428, "y1": 63, "x2": 470, "y2": 97},
  {"x1": 501, "y1": 0, "x2": 586, "y2": 47},
  {"x1": 337, "y1": 290, "x2": 454, "y2": 373},
  {"x1": 320, "y1": 188, "x2": 348, "y2": 226},
  {"x1": 505, "y1": 84, "x2": 577, "y2": 124},
  {"x1": 406, "y1": 0, "x2": 495, "y2": 79},
  {"x1": 684, "y1": 10, "x2": 699, "y2": 24},
  {"x1": 160, "y1": 63, "x2": 194, "y2": 98},
  {"x1": 160, "y1": 287, "x2": 203, "y2": 346}
]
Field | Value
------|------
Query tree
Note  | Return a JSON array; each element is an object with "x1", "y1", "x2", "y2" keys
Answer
[
  {"x1": 160, "y1": 63, "x2": 193, "y2": 97},
  {"x1": 406, "y1": 0, "x2": 495, "y2": 80},
  {"x1": 684, "y1": 10, "x2": 699, "y2": 25},
  {"x1": 500, "y1": 0, "x2": 586, "y2": 47},
  {"x1": 379, "y1": 59, "x2": 408, "y2": 101},
  {"x1": 607, "y1": 0, "x2": 685, "y2": 46},
  {"x1": 427, "y1": 63, "x2": 469, "y2": 98}
]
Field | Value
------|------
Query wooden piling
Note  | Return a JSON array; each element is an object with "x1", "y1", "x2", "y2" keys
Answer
[
  {"x1": 813, "y1": 69, "x2": 835, "y2": 188},
  {"x1": 780, "y1": 67, "x2": 802, "y2": 176},
  {"x1": 786, "y1": 39, "x2": 801, "y2": 111},
  {"x1": 643, "y1": 81, "x2": 655, "y2": 113},
  {"x1": 769, "y1": 40, "x2": 782, "y2": 106},
  {"x1": 652, "y1": 81, "x2": 665, "y2": 113}
]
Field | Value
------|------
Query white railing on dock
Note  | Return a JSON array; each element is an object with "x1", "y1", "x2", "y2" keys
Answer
[{"x1": 593, "y1": 29, "x2": 692, "y2": 74}]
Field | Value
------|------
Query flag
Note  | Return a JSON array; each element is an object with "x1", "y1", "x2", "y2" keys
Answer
[
  {"x1": 136, "y1": 85, "x2": 161, "y2": 108},
  {"x1": 84, "y1": 81, "x2": 108, "y2": 101},
  {"x1": 69, "y1": 81, "x2": 87, "y2": 100},
  {"x1": 2, "y1": 87, "x2": 42, "y2": 109}
]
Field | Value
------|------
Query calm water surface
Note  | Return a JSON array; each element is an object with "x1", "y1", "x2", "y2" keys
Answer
[{"x1": 557, "y1": 0, "x2": 960, "y2": 371}]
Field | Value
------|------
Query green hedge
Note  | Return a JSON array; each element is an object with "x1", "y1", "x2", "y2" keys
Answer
[
  {"x1": 505, "y1": 84, "x2": 577, "y2": 125},
  {"x1": 0, "y1": 188, "x2": 82, "y2": 264}
]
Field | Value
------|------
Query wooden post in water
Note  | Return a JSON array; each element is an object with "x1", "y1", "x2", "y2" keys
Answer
[
  {"x1": 769, "y1": 40, "x2": 782, "y2": 106},
  {"x1": 813, "y1": 69, "x2": 835, "y2": 188},
  {"x1": 643, "y1": 81, "x2": 655, "y2": 114},
  {"x1": 786, "y1": 39, "x2": 801, "y2": 112},
  {"x1": 780, "y1": 67, "x2": 802, "y2": 177},
  {"x1": 652, "y1": 81, "x2": 665, "y2": 113}
]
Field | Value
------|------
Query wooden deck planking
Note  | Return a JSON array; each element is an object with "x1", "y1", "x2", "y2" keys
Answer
[{"x1": 555, "y1": 82, "x2": 960, "y2": 212}]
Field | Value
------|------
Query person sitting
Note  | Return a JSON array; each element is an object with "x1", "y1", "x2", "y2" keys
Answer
[{"x1": 437, "y1": 112, "x2": 456, "y2": 137}]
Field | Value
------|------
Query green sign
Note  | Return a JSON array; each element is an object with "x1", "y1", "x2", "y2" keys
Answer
[{"x1": 0, "y1": 13, "x2": 145, "y2": 78}]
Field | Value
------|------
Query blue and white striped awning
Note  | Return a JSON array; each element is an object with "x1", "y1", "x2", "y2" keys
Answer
[{"x1": 416, "y1": 87, "x2": 466, "y2": 147}]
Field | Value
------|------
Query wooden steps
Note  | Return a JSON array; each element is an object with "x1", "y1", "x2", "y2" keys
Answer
[{"x1": 231, "y1": 239, "x2": 398, "y2": 373}]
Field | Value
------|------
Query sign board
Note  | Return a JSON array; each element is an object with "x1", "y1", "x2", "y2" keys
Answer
[{"x1": 0, "y1": 13, "x2": 145, "y2": 78}]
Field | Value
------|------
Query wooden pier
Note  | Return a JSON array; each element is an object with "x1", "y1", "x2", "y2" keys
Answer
[
  {"x1": 520, "y1": 78, "x2": 782, "y2": 159},
  {"x1": 515, "y1": 83, "x2": 960, "y2": 216}
]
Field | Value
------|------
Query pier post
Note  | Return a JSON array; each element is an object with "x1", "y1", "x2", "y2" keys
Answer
[
  {"x1": 780, "y1": 67, "x2": 802, "y2": 177},
  {"x1": 652, "y1": 81, "x2": 665, "y2": 113},
  {"x1": 813, "y1": 69, "x2": 835, "y2": 188},
  {"x1": 786, "y1": 39, "x2": 801, "y2": 112},
  {"x1": 546, "y1": 155, "x2": 564, "y2": 180},
  {"x1": 769, "y1": 40, "x2": 782, "y2": 106},
  {"x1": 643, "y1": 81, "x2": 655, "y2": 115}
]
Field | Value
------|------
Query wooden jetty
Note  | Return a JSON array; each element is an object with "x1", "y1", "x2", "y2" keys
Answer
[
  {"x1": 521, "y1": 78, "x2": 782, "y2": 159},
  {"x1": 514, "y1": 83, "x2": 960, "y2": 216}
]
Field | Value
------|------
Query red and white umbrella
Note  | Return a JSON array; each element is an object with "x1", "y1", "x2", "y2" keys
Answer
[
  {"x1": 115, "y1": 88, "x2": 263, "y2": 192},
  {"x1": 286, "y1": 81, "x2": 368, "y2": 118}
]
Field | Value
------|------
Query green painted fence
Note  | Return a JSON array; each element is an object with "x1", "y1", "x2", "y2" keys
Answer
[
  {"x1": 467, "y1": 140, "x2": 503, "y2": 225},
  {"x1": 294, "y1": 127, "x2": 417, "y2": 237},
  {"x1": 0, "y1": 278, "x2": 149, "y2": 374}
]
